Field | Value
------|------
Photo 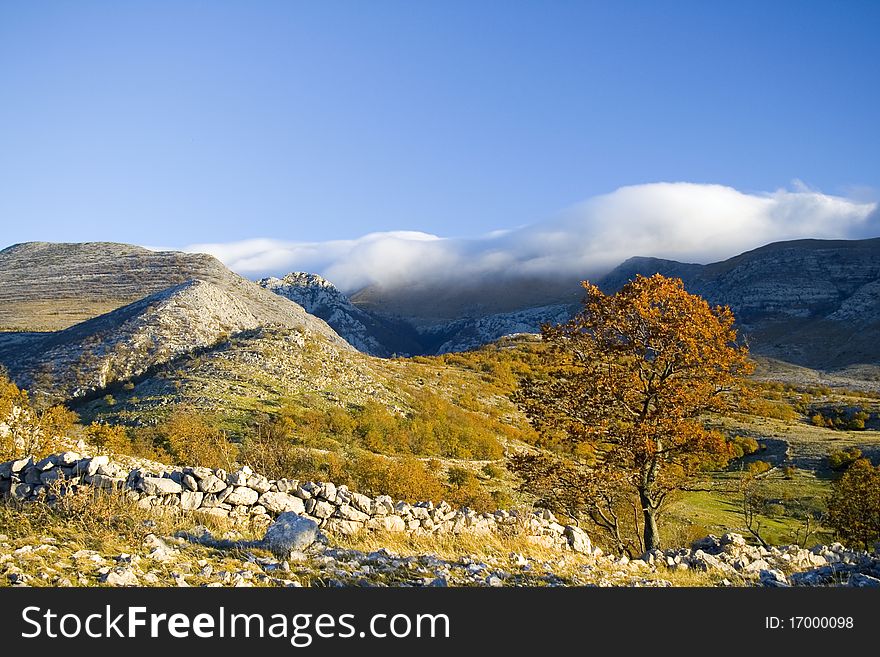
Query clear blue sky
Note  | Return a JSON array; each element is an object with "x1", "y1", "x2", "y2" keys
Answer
[{"x1": 1, "y1": 0, "x2": 878, "y2": 248}]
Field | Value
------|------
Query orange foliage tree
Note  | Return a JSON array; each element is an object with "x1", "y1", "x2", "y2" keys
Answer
[{"x1": 515, "y1": 275, "x2": 753, "y2": 551}]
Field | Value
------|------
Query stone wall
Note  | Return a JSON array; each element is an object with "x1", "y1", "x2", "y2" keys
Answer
[{"x1": 0, "y1": 451, "x2": 592, "y2": 554}]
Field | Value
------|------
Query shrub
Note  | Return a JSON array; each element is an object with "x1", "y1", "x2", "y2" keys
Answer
[
  {"x1": 272, "y1": 395, "x2": 505, "y2": 461},
  {"x1": 747, "y1": 460, "x2": 772, "y2": 475},
  {"x1": 445, "y1": 466, "x2": 496, "y2": 512},
  {"x1": 347, "y1": 451, "x2": 444, "y2": 502},
  {"x1": 447, "y1": 466, "x2": 473, "y2": 487},
  {"x1": 85, "y1": 422, "x2": 133, "y2": 454},
  {"x1": 490, "y1": 489, "x2": 513, "y2": 508},
  {"x1": 153, "y1": 410, "x2": 238, "y2": 471},
  {"x1": 729, "y1": 435, "x2": 760, "y2": 459},
  {"x1": 750, "y1": 398, "x2": 798, "y2": 421},
  {"x1": 826, "y1": 458, "x2": 880, "y2": 550},
  {"x1": 239, "y1": 414, "x2": 302, "y2": 478},
  {"x1": 481, "y1": 463, "x2": 504, "y2": 479},
  {"x1": 0, "y1": 374, "x2": 76, "y2": 460},
  {"x1": 827, "y1": 447, "x2": 863, "y2": 471},
  {"x1": 811, "y1": 407, "x2": 872, "y2": 431}
]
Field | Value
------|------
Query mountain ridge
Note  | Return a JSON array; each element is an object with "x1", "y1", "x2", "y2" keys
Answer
[{"x1": 596, "y1": 237, "x2": 880, "y2": 367}]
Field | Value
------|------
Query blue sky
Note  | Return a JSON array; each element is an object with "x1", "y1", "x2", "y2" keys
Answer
[{"x1": 1, "y1": 1, "x2": 879, "y2": 276}]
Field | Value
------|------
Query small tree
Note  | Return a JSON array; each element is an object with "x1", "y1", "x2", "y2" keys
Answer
[
  {"x1": 155, "y1": 409, "x2": 238, "y2": 471},
  {"x1": 826, "y1": 458, "x2": 880, "y2": 550},
  {"x1": 737, "y1": 466, "x2": 770, "y2": 549},
  {"x1": 515, "y1": 275, "x2": 752, "y2": 551}
]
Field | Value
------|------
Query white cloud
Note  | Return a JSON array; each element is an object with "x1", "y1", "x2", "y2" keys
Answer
[{"x1": 179, "y1": 182, "x2": 878, "y2": 292}]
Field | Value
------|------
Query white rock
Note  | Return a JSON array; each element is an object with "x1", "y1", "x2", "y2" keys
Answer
[
  {"x1": 225, "y1": 486, "x2": 259, "y2": 506},
  {"x1": 138, "y1": 476, "x2": 183, "y2": 496},
  {"x1": 180, "y1": 491, "x2": 204, "y2": 510},
  {"x1": 259, "y1": 492, "x2": 306, "y2": 515}
]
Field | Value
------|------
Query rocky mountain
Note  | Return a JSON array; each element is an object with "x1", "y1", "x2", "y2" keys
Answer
[
  {"x1": 261, "y1": 272, "x2": 576, "y2": 357},
  {"x1": 418, "y1": 303, "x2": 576, "y2": 354},
  {"x1": 277, "y1": 237, "x2": 880, "y2": 367},
  {"x1": 258, "y1": 273, "x2": 423, "y2": 357},
  {"x1": 0, "y1": 242, "x2": 355, "y2": 399},
  {"x1": 0, "y1": 277, "x2": 352, "y2": 400},
  {"x1": 349, "y1": 275, "x2": 582, "y2": 323},
  {"x1": 8, "y1": 237, "x2": 880, "y2": 376},
  {"x1": 0, "y1": 242, "x2": 252, "y2": 331},
  {"x1": 597, "y1": 238, "x2": 880, "y2": 368}
]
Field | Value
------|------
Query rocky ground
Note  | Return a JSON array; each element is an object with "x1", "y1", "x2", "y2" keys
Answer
[
  {"x1": 3, "y1": 518, "x2": 879, "y2": 588},
  {"x1": 2, "y1": 451, "x2": 880, "y2": 588}
]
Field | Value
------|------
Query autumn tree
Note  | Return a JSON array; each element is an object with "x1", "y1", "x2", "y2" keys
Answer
[
  {"x1": 826, "y1": 458, "x2": 880, "y2": 550},
  {"x1": 514, "y1": 274, "x2": 753, "y2": 551}
]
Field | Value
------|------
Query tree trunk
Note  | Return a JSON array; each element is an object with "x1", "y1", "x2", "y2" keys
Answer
[{"x1": 640, "y1": 490, "x2": 661, "y2": 552}]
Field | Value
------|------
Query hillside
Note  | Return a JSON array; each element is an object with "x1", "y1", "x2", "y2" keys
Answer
[
  {"x1": 597, "y1": 238, "x2": 880, "y2": 368},
  {"x1": 1, "y1": 281, "x2": 346, "y2": 400},
  {"x1": 0, "y1": 242, "x2": 256, "y2": 331}
]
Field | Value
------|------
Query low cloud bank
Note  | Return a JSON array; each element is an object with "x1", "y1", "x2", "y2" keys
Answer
[{"x1": 181, "y1": 182, "x2": 878, "y2": 292}]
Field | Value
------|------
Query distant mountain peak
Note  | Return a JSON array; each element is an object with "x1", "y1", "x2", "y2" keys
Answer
[
  {"x1": 275, "y1": 272, "x2": 338, "y2": 289},
  {"x1": 259, "y1": 272, "x2": 415, "y2": 357}
]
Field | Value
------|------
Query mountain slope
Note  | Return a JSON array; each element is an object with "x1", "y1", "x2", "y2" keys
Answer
[
  {"x1": 598, "y1": 238, "x2": 880, "y2": 367},
  {"x1": 0, "y1": 242, "x2": 268, "y2": 331},
  {"x1": 0, "y1": 278, "x2": 352, "y2": 399}
]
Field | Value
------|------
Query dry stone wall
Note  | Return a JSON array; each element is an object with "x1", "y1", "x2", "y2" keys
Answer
[{"x1": 0, "y1": 451, "x2": 592, "y2": 554}]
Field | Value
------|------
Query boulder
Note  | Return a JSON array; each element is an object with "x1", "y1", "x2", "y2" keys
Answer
[
  {"x1": 319, "y1": 482, "x2": 337, "y2": 503},
  {"x1": 366, "y1": 515, "x2": 406, "y2": 532},
  {"x1": 691, "y1": 535, "x2": 722, "y2": 553},
  {"x1": 11, "y1": 457, "x2": 33, "y2": 473},
  {"x1": 90, "y1": 474, "x2": 124, "y2": 491},
  {"x1": 564, "y1": 525, "x2": 592, "y2": 554},
  {"x1": 759, "y1": 569, "x2": 790, "y2": 587},
  {"x1": 57, "y1": 451, "x2": 82, "y2": 466},
  {"x1": 226, "y1": 470, "x2": 249, "y2": 487},
  {"x1": 349, "y1": 492, "x2": 373, "y2": 514},
  {"x1": 39, "y1": 469, "x2": 61, "y2": 484},
  {"x1": 847, "y1": 573, "x2": 880, "y2": 587},
  {"x1": 336, "y1": 504, "x2": 370, "y2": 523},
  {"x1": 312, "y1": 499, "x2": 336, "y2": 518},
  {"x1": 247, "y1": 475, "x2": 272, "y2": 494},
  {"x1": 34, "y1": 455, "x2": 58, "y2": 471},
  {"x1": 324, "y1": 518, "x2": 364, "y2": 536},
  {"x1": 100, "y1": 567, "x2": 140, "y2": 587},
  {"x1": 263, "y1": 512, "x2": 321, "y2": 557},
  {"x1": 373, "y1": 495, "x2": 394, "y2": 515}
]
